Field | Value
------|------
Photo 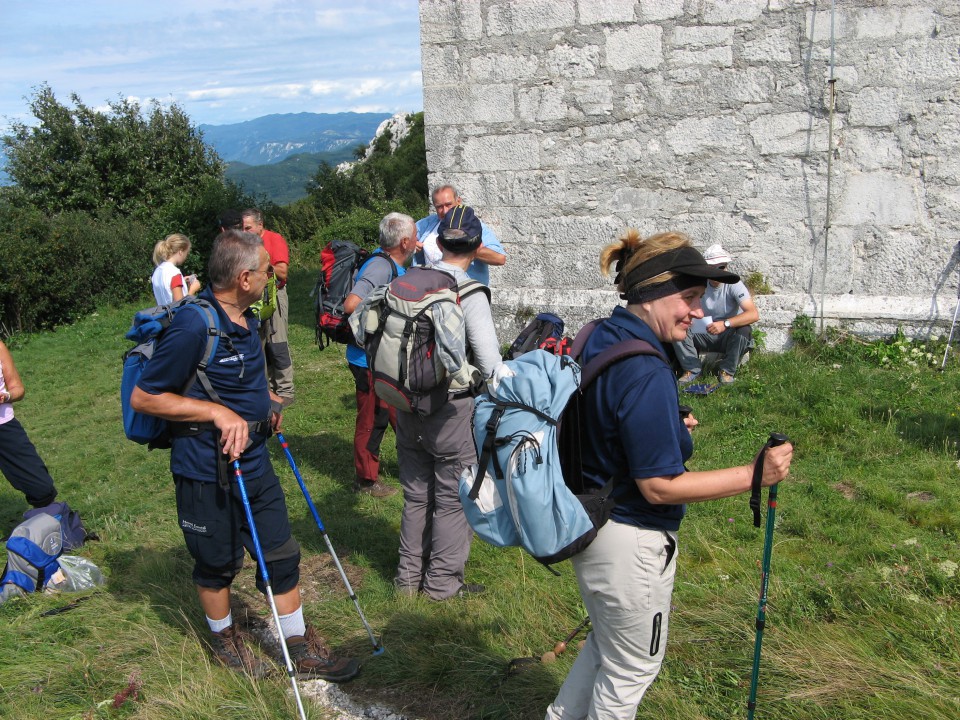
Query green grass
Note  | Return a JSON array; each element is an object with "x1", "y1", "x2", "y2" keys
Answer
[{"x1": 1, "y1": 268, "x2": 959, "y2": 719}]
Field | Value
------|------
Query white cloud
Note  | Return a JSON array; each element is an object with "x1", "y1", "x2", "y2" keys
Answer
[{"x1": 1, "y1": 0, "x2": 423, "y2": 127}]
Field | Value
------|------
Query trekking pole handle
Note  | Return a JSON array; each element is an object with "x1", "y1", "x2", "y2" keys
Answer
[{"x1": 750, "y1": 433, "x2": 790, "y2": 527}]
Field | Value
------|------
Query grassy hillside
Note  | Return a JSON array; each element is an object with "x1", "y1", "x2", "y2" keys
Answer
[{"x1": 0, "y1": 271, "x2": 958, "y2": 719}]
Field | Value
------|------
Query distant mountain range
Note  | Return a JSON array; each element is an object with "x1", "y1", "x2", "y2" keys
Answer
[{"x1": 200, "y1": 111, "x2": 391, "y2": 166}]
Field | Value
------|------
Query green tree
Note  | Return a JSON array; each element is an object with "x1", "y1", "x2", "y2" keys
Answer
[
  {"x1": 297, "y1": 112, "x2": 428, "y2": 253},
  {"x1": 1, "y1": 85, "x2": 238, "y2": 241}
]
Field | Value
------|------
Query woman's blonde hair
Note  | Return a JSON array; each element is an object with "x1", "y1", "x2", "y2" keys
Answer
[
  {"x1": 152, "y1": 233, "x2": 192, "y2": 266},
  {"x1": 600, "y1": 229, "x2": 693, "y2": 299}
]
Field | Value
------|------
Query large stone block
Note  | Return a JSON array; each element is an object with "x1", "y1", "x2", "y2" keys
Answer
[
  {"x1": 422, "y1": 45, "x2": 462, "y2": 84},
  {"x1": 672, "y1": 45, "x2": 734, "y2": 68},
  {"x1": 805, "y1": 9, "x2": 849, "y2": 43},
  {"x1": 419, "y1": 0, "x2": 482, "y2": 43},
  {"x1": 577, "y1": 0, "x2": 636, "y2": 25},
  {"x1": 604, "y1": 25, "x2": 664, "y2": 71},
  {"x1": 848, "y1": 87, "x2": 902, "y2": 128},
  {"x1": 742, "y1": 29, "x2": 794, "y2": 62},
  {"x1": 703, "y1": 0, "x2": 765, "y2": 24},
  {"x1": 424, "y1": 84, "x2": 516, "y2": 125},
  {"x1": 842, "y1": 129, "x2": 902, "y2": 172},
  {"x1": 569, "y1": 80, "x2": 614, "y2": 116},
  {"x1": 748, "y1": 112, "x2": 831, "y2": 156},
  {"x1": 546, "y1": 44, "x2": 602, "y2": 79},
  {"x1": 469, "y1": 53, "x2": 541, "y2": 82},
  {"x1": 461, "y1": 134, "x2": 541, "y2": 171},
  {"x1": 672, "y1": 26, "x2": 735, "y2": 48},
  {"x1": 834, "y1": 172, "x2": 921, "y2": 228},
  {"x1": 487, "y1": 0, "x2": 576, "y2": 36},
  {"x1": 638, "y1": 0, "x2": 685, "y2": 22},
  {"x1": 854, "y1": 7, "x2": 936, "y2": 39},
  {"x1": 667, "y1": 116, "x2": 743, "y2": 155},
  {"x1": 517, "y1": 85, "x2": 569, "y2": 122}
]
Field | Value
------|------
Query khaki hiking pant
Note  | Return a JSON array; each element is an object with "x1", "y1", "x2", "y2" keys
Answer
[{"x1": 545, "y1": 521, "x2": 678, "y2": 720}]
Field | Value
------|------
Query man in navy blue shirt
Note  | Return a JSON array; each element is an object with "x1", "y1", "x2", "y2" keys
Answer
[{"x1": 131, "y1": 230, "x2": 359, "y2": 682}]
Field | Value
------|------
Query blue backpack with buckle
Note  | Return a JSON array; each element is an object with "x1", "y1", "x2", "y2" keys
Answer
[{"x1": 121, "y1": 296, "x2": 226, "y2": 448}]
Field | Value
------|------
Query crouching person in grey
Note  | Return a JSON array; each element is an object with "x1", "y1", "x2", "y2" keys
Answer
[
  {"x1": 674, "y1": 244, "x2": 759, "y2": 385},
  {"x1": 131, "y1": 230, "x2": 359, "y2": 681},
  {"x1": 395, "y1": 206, "x2": 503, "y2": 601}
]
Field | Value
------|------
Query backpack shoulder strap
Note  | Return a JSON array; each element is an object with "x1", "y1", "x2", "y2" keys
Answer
[
  {"x1": 173, "y1": 298, "x2": 229, "y2": 403},
  {"x1": 580, "y1": 339, "x2": 666, "y2": 389},
  {"x1": 457, "y1": 279, "x2": 491, "y2": 304},
  {"x1": 370, "y1": 250, "x2": 400, "y2": 280},
  {"x1": 571, "y1": 318, "x2": 667, "y2": 389}
]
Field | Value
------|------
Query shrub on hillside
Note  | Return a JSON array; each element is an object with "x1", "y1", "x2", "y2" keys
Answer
[{"x1": 0, "y1": 203, "x2": 153, "y2": 335}]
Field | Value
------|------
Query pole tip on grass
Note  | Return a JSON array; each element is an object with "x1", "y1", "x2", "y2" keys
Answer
[{"x1": 372, "y1": 644, "x2": 385, "y2": 656}]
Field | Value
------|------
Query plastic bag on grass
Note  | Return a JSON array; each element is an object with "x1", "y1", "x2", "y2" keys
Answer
[{"x1": 44, "y1": 555, "x2": 105, "y2": 594}]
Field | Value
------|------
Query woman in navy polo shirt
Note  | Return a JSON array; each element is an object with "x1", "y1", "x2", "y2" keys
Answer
[{"x1": 544, "y1": 229, "x2": 794, "y2": 720}]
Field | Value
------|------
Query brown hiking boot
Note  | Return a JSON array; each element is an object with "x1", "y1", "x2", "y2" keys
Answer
[
  {"x1": 286, "y1": 626, "x2": 361, "y2": 682},
  {"x1": 210, "y1": 625, "x2": 271, "y2": 678},
  {"x1": 353, "y1": 478, "x2": 398, "y2": 498}
]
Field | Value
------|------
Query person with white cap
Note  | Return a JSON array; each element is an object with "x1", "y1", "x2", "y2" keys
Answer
[{"x1": 673, "y1": 243, "x2": 759, "y2": 385}]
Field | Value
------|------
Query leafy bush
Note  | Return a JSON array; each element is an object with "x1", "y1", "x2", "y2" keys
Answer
[
  {"x1": 791, "y1": 313, "x2": 817, "y2": 346},
  {"x1": 0, "y1": 203, "x2": 153, "y2": 334}
]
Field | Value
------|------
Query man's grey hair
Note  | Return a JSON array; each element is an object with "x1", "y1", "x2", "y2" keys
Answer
[
  {"x1": 241, "y1": 208, "x2": 263, "y2": 224},
  {"x1": 379, "y1": 212, "x2": 415, "y2": 250},
  {"x1": 431, "y1": 184, "x2": 458, "y2": 201},
  {"x1": 208, "y1": 230, "x2": 264, "y2": 290}
]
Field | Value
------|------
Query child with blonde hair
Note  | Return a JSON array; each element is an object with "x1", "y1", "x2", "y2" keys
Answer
[{"x1": 151, "y1": 233, "x2": 200, "y2": 305}]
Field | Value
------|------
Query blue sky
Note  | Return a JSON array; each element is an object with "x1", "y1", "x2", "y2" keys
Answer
[{"x1": 0, "y1": 0, "x2": 423, "y2": 131}]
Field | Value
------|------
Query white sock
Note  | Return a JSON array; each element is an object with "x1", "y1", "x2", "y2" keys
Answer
[
  {"x1": 278, "y1": 606, "x2": 306, "y2": 639},
  {"x1": 207, "y1": 612, "x2": 233, "y2": 634}
]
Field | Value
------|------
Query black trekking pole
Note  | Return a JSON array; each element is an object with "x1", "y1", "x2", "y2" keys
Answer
[
  {"x1": 276, "y1": 433, "x2": 384, "y2": 656},
  {"x1": 747, "y1": 432, "x2": 789, "y2": 720},
  {"x1": 233, "y1": 460, "x2": 308, "y2": 720}
]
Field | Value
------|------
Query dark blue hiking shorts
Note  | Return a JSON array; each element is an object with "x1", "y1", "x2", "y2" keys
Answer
[{"x1": 174, "y1": 467, "x2": 300, "y2": 594}]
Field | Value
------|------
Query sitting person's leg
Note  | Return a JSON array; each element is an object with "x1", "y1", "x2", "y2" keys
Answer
[
  {"x1": 674, "y1": 334, "x2": 707, "y2": 382},
  {"x1": 716, "y1": 326, "x2": 753, "y2": 377}
]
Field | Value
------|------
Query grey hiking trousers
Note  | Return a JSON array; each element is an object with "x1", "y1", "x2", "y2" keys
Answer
[{"x1": 395, "y1": 396, "x2": 475, "y2": 600}]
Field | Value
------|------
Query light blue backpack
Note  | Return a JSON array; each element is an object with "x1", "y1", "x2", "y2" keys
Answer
[
  {"x1": 460, "y1": 330, "x2": 664, "y2": 565},
  {"x1": 459, "y1": 350, "x2": 596, "y2": 564}
]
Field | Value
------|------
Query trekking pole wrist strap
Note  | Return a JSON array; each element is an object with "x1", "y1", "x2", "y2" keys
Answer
[{"x1": 750, "y1": 445, "x2": 769, "y2": 528}]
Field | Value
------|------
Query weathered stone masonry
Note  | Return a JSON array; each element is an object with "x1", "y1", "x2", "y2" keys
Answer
[{"x1": 418, "y1": 0, "x2": 960, "y2": 349}]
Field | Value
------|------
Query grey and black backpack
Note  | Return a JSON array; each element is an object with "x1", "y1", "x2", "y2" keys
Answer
[{"x1": 349, "y1": 266, "x2": 490, "y2": 414}]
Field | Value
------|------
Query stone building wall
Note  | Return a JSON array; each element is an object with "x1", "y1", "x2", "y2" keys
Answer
[{"x1": 418, "y1": 0, "x2": 960, "y2": 349}]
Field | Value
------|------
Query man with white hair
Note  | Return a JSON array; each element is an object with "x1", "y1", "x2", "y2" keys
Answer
[{"x1": 673, "y1": 244, "x2": 759, "y2": 385}]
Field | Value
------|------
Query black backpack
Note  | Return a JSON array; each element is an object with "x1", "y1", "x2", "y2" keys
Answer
[
  {"x1": 313, "y1": 241, "x2": 398, "y2": 349},
  {"x1": 504, "y1": 312, "x2": 570, "y2": 359}
]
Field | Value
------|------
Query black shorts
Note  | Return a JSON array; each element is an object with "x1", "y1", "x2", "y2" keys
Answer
[{"x1": 174, "y1": 466, "x2": 298, "y2": 590}]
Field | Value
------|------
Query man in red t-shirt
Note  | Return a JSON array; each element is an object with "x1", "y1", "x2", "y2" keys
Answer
[{"x1": 243, "y1": 208, "x2": 295, "y2": 407}]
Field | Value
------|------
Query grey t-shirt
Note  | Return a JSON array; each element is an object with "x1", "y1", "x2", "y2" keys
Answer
[
  {"x1": 433, "y1": 261, "x2": 502, "y2": 378},
  {"x1": 702, "y1": 280, "x2": 750, "y2": 321}
]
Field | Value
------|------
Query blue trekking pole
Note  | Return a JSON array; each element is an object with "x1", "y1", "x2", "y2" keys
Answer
[
  {"x1": 276, "y1": 433, "x2": 384, "y2": 656},
  {"x1": 747, "y1": 432, "x2": 789, "y2": 720},
  {"x1": 233, "y1": 460, "x2": 308, "y2": 720}
]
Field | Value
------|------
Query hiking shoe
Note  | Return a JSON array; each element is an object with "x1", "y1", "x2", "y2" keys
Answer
[
  {"x1": 678, "y1": 370, "x2": 701, "y2": 384},
  {"x1": 286, "y1": 626, "x2": 360, "y2": 682},
  {"x1": 456, "y1": 583, "x2": 486, "y2": 597},
  {"x1": 718, "y1": 371, "x2": 736, "y2": 385},
  {"x1": 353, "y1": 479, "x2": 398, "y2": 498},
  {"x1": 210, "y1": 625, "x2": 271, "y2": 678}
]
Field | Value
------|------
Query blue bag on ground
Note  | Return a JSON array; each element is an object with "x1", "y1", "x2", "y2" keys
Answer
[
  {"x1": 459, "y1": 351, "x2": 595, "y2": 562},
  {"x1": 0, "y1": 512, "x2": 63, "y2": 603},
  {"x1": 23, "y1": 501, "x2": 93, "y2": 551},
  {"x1": 121, "y1": 296, "x2": 223, "y2": 447}
]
